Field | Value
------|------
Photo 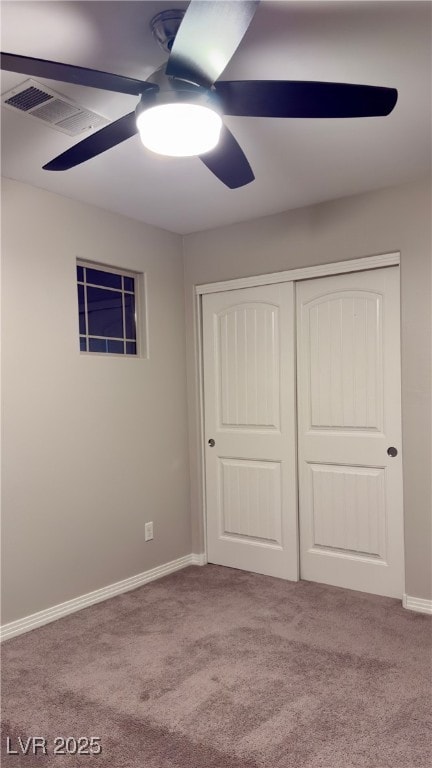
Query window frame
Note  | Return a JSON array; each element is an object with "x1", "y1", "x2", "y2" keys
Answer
[{"x1": 76, "y1": 259, "x2": 147, "y2": 358}]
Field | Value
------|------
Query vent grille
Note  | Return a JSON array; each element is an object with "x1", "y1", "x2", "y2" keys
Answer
[
  {"x1": 57, "y1": 109, "x2": 104, "y2": 132},
  {"x1": 1, "y1": 78, "x2": 109, "y2": 136},
  {"x1": 5, "y1": 85, "x2": 52, "y2": 111},
  {"x1": 32, "y1": 99, "x2": 79, "y2": 122}
]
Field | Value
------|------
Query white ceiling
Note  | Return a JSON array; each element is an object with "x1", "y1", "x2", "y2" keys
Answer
[{"x1": 1, "y1": 1, "x2": 431, "y2": 234}]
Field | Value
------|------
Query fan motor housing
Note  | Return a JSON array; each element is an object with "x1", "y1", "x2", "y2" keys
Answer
[
  {"x1": 150, "y1": 9, "x2": 185, "y2": 53},
  {"x1": 138, "y1": 64, "x2": 222, "y2": 118}
]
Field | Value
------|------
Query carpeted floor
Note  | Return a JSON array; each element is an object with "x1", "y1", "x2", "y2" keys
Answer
[{"x1": 1, "y1": 564, "x2": 431, "y2": 767}]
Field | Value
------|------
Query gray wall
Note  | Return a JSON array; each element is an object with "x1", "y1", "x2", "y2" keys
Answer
[
  {"x1": 1, "y1": 178, "x2": 190, "y2": 624},
  {"x1": 183, "y1": 177, "x2": 432, "y2": 600}
]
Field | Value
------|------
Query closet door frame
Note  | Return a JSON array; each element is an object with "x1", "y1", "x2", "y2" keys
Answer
[{"x1": 194, "y1": 251, "x2": 402, "y2": 585}]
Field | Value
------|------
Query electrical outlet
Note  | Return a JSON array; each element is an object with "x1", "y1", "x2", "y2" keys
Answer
[{"x1": 145, "y1": 522, "x2": 153, "y2": 541}]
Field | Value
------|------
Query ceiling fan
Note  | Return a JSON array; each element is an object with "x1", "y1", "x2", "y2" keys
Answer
[{"x1": 0, "y1": 0, "x2": 398, "y2": 189}]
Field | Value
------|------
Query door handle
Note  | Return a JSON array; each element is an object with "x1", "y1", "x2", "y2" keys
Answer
[
  {"x1": 208, "y1": 439, "x2": 215, "y2": 447},
  {"x1": 387, "y1": 446, "x2": 398, "y2": 457}
]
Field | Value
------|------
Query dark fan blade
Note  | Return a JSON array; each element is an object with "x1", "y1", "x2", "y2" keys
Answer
[
  {"x1": 199, "y1": 125, "x2": 254, "y2": 188},
  {"x1": 166, "y1": 1, "x2": 259, "y2": 87},
  {"x1": 43, "y1": 112, "x2": 138, "y2": 171},
  {"x1": 1, "y1": 52, "x2": 156, "y2": 96},
  {"x1": 215, "y1": 80, "x2": 398, "y2": 118}
]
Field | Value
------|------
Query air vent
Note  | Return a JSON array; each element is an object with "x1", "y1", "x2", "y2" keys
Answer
[
  {"x1": 5, "y1": 85, "x2": 52, "y2": 111},
  {"x1": 1, "y1": 79, "x2": 110, "y2": 136}
]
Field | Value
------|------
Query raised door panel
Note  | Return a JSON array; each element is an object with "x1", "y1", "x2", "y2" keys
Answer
[
  {"x1": 305, "y1": 292, "x2": 383, "y2": 431},
  {"x1": 219, "y1": 458, "x2": 282, "y2": 546},
  {"x1": 308, "y1": 464, "x2": 386, "y2": 561},
  {"x1": 217, "y1": 303, "x2": 280, "y2": 430}
]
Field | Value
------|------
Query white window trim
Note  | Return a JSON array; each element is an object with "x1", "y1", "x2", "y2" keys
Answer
[{"x1": 76, "y1": 258, "x2": 148, "y2": 359}]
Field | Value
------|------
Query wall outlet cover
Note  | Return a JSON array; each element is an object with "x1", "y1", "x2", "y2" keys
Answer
[{"x1": 145, "y1": 522, "x2": 154, "y2": 541}]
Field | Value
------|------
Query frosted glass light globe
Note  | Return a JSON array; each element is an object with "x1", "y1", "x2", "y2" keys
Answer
[{"x1": 136, "y1": 102, "x2": 222, "y2": 157}]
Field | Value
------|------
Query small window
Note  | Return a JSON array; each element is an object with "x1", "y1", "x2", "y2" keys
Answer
[{"x1": 77, "y1": 261, "x2": 140, "y2": 356}]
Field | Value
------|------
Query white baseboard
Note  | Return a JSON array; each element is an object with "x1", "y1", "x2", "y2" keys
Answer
[
  {"x1": 403, "y1": 594, "x2": 432, "y2": 615},
  {"x1": 191, "y1": 552, "x2": 207, "y2": 566},
  {"x1": 0, "y1": 553, "x2": 206, "y2": 642}
]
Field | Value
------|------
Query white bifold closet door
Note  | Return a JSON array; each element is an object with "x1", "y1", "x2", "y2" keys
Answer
[
  {"x1": 202, "y1": 283, "x2": 298, "y2": 580},
  {"x1": 296, "y1": 266, "x2": 404, "y2": 598}
]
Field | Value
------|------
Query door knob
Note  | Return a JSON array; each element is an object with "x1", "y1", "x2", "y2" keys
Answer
[
  {"x1": 387, "y1": 446, "x2": 398, "y2": 457},
  {"x1": 208, "y1": 439, "x2": 215, "y2": 447}
]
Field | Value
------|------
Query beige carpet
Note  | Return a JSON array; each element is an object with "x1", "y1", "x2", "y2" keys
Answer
[{"x1": 1, "y1": 564, "x2": 431, "y2": 767}]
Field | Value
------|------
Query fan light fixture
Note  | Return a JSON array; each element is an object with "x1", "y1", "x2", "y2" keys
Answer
[
  {"x1": 2, "y1": 1, "x2": 398, "y2": 184},
  {"x1": 136, "y1": 102, "x2": 222, "y2": 157}
]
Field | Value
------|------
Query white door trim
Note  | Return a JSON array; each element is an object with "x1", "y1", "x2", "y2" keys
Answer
[
  {"x1": 195, "y1": 252, "x2": 400, "y2": 295},
  {"x1": 195, "y1": 252, "x2": 401, "y2": 571},
  {"x1": 196, "y1": 289, "x2": 209, "y2": 563}
]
